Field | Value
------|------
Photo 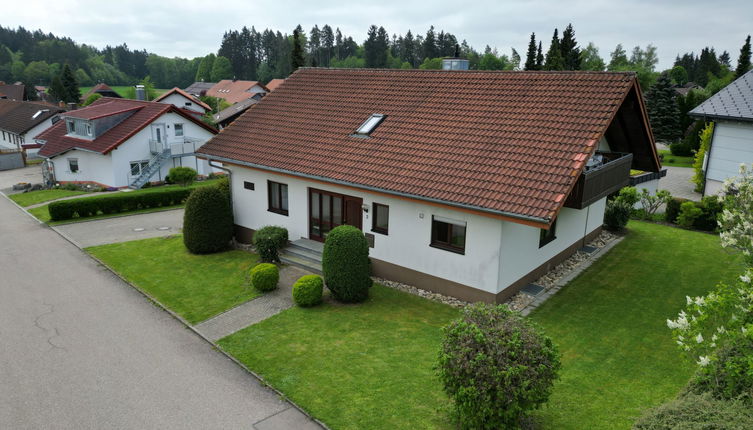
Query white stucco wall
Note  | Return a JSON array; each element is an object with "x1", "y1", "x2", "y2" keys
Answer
[
  {"x1": 706, "y1": 121, "x2": 753, "y2": 185},
  {"x1": 228, "y1": 165, "x2": 606, "y2": 295},
  {"x1": 158, "y1": 93, "x2": 207, "y2": 114},
  {"x1": 26, "y1": 117, "x2": 57, "y2": 140},
  {"x1": 1, "y1": 130, "x2": 20, "y2": 150},
  {"x1": 52, "y1": 149, "x2": 115, "y2": 185}
]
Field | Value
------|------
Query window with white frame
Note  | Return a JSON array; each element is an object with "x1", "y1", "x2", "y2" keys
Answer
[
  {"x1": 66, "y1": 120, "x2": 75, "y2": 134},
  {"x1": 85, "y1": 122, "x2": 92, "y2": 136},
  {"x1": 68, "y1": 158, "x2": 79, "y2": 173},
  {"x1": 174, "y1": 123, "x2": 184, "y2": 137},
  {"x1": 130, "y1": 161, "x2": 150, "y2": 176}
]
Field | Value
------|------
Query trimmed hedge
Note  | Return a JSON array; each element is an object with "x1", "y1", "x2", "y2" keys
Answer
[
  {"x1": 604, "y1": 200, "x2": 631, "y2": 231},
  {"x1": 292, "y1": 275, "x2": 324, "y2": 307},
  {"x1": 322, "y1": 225, "x2": 372, "y2": 303},
  {"x1": 665, "y1": 196, "x2": 723, "y2": 231},
  {"x1": 665, "y1": 197, "x2": 689, "y2": 223},
  {"x1": 253, "y1": 226, "x2": 289, "y2": 262},
  {"x1": 250, "y1": 263, "x2": 279, "y2": 292},
  {"x1": 183, "y1": 186, "x2": 233, "y2": 254},
  {"x1": 48, "y1": 188, "x2": 193, "y2": 221},
  {"x1": 168, "y1": 166, "x2": 197, "y2": 186}
]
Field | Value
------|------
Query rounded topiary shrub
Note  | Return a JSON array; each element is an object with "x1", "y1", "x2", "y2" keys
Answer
[
  {"x1": 253, "y1": 226, "x2": 289, "y2": 262},
  {"x1": 292, "y1": 275, "x2": 324, "y2": 307},
  {"x1": 437, "y1": 303, "x2": 561, "y2": 429},
  {"x1": 633, "y1": 393, "x2": 753, "y2": 429},
  {"x1": 604, "y1": 200, "x2": 631, "y2": 231},
  {"x1": 250, "y1": 263, "x2": 279, "y2": 292},
  {"x1": 321, "y1": 225, "x2": 371, "y2": 303},
  {"x1": 182, "y1": 186, "x2": 233, "y2": 254},
  {"x1": 168, "y1": 166, "x2": 197, "y2": 187}
]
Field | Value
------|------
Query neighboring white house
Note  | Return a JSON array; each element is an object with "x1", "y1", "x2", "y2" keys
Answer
[
  {"x1": 153, "y1": 87, "x2": 212, "y2": 115},
  {"x1": 36, "y1": 97, "x2": 218, "y2": 188},
  {"x1": 690, "y1": 69, "x2": 753, "y2": 196},
  {"x1": 198, "y1": 68, "x2": 661, "y2": 303},
  {"x1": 0, "y1": 99, "x2": 64, "y2": 156}
]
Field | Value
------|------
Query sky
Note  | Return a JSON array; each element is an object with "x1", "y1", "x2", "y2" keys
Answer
[{"x1": 4, "y1": 0, "x2": 751, "y2": 70}]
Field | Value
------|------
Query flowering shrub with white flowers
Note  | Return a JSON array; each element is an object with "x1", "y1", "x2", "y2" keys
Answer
[
  {"x1": 667, "y1": 270, "x2": 753, "y2": 399},
  {"x1": 718, "y1": 164, "x2": 753, "y2": 266}
]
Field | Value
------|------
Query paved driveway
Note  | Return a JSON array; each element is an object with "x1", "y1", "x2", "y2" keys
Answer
[
  {"x1": 55, "y1": 208, "x2": 185, "y2": 248},
  {"x1": 0, "y1": 165, "x2": 42, "y2": 191},
  {"x1": 0, "y1": 196, "x2": 319, "y2": 429},
  {"x1": 658, "y1": 166, "x2": 702, "y2": 201}
]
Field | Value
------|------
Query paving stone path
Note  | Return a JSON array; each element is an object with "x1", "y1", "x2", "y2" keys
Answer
[
  {"x1": 659, "y1": 166, "x2": 701, "y2": 201},
  {"x1": 195, "y1": 265, "x2": 312, "y2": 342}
]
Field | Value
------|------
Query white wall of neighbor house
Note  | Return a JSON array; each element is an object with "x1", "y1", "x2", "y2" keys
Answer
[
  {"x1": 158, "y1": 93, "x2": 207, "y2": 114},
  {"x1": 0, "y1": 130, "x2": 20, "y2": 150},
  {"x1": 496, "y1": 197, "x2": 606, "y2": 291},
  {"x1": 26, "y1": 117, "x2": 58, "y2": 141},
  {"x1": 51, "y1": 149, "x2": 114, "y2": 185},
  {"x1": 705, "y1": 121, "x2": 753, "y2": 195},
  {"x1": 228, "y1": 165, "x2": 607, "y2": 295}
]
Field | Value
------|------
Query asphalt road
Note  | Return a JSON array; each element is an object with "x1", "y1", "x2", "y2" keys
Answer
[
  {"x1": 0, "y1": 195, "x2": 317, "y2": 429},
  {"x1": 55, "y1": 208, "x2": 185, "y2": 248}
]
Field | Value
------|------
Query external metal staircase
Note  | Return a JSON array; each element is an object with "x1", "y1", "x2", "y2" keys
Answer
[
  {"x1": 129, "y1": 149, "x2": 171, "y2": 189},
  {"x1": 279, "y1": 239, "x2": 323, "y2": 274}
]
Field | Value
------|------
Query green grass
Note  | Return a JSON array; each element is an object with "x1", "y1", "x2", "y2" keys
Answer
[
  {"x1": 659, "y1": 149, "x2": 694, "y2": 168},
  {"x1": 79, "y1": 86, "x2": 169, "y2": 98},
  {"x1": 219, "y1": 284, "x2": 460, "y2": 430},
  {"x1": 529, "y1": 221, "x2": 745, "y2": 429},
  {"x1": 9, "y1": 189, "x2": 89, "y2": 207},
  {"x1": 27, "y1": 180, "x2": 219, "y2": 224},
  {"x1": 87, "y1": 235, "x2": 260, "y2": 324}
]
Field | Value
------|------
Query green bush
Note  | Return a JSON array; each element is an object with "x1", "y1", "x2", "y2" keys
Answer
[
  {"x1": 633, "y1": 393, "x2": 753, "y2": 429},
  {"x1": 677, "y1": 201, "x2": 703, "y2": 229},
  {"x1": 670, "y1": 140, "x2": 693, "y2": 157},
  {"x1": 292, "y1": 275, "x2": 324, "y2": 307},
  {"x1": 182, "y1": 186, "x2": 233, "y2": 254},
  {"x1": 322, "y1": 225, "x2": 372, "y2": 303},
  {"x1": 250, "y1": 263, "x2": 279, "y2": 292},
  {"x1": 253, "y1": 226, "x2": 288, "y2": 262},
  {"x1": 684, "y1": 334, "x2": 753, "y2": 401},
  {"x1": 665, "y1": 197, "x2": 689, "y2": 223},
  {"x1": 615, "y1": 186, "x2": 639, "y2": 207},
  {"x1": 604, "y1": 200, "x2": 631, "y2": 231},
  {"x1": 693, "y1": 196, "x2": 724, "y2": 231},
  {"x1": 48, "y1": 188, "x2": 194, "y2": 221},
  {"x1": 168, "y1": 167, "x2": 197, "y2": 187},
  {"x1": 216, "y1": 176, "x2": 230, "y2": 200},
  {"x1": 438, "y1": 304, "x2": 561, "y2": 429}
]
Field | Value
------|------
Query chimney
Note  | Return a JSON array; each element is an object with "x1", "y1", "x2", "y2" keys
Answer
[
  {"x1": 135, "y1": 85, "x2": 146, "y2": 101},
  {"x1": 67, "y1": 102, "x2": 78, "y2": 110}
]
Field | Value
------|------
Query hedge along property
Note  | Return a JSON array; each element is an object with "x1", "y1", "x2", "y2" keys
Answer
[
  {"x1": 35, "y1": 97, "x2": 219, "y2": 189},
  {"x1": 197, "y1": 67, "x2": 662, "y2": 303}
]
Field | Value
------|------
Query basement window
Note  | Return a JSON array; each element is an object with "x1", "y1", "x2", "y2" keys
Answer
[
  {"x1": 354, "y1": 114, "x2": 386, "y2": 136},
  {"x1": 539, "y1": 219, "x2": 557, "y2": 248}
]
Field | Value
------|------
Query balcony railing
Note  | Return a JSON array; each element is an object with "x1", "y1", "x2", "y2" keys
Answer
[
  {"x1": 564, "y1": 152, "x2": 633, "y2": 209},
  {"x1": 150, "y1": 137, "x2": 205, "y2": 156}
]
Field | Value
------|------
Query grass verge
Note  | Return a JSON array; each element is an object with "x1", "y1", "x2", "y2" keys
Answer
[
  {"x1": 87, "y1": 235, "x2": 261, "y2": 324},
  {"x1": 10, "y1": 189, "x2": 89, "y2": 207},
  {"x1": 659, "y1": 149, "x2": 693, "y2": 168}
]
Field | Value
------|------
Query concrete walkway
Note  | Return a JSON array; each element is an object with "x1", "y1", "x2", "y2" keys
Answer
[
  {"x1": 195, "y1": 265, "x2": 311, "y2": 342},
  {"x1": 54, "y1": 208, "x2": 185, "y2": 247},
  {"x1": 0, "y1": 194, "x2": 321, "y2": 429},
  {"x1": 658, "y1": 166, "x2": 702, "y2": 201}
]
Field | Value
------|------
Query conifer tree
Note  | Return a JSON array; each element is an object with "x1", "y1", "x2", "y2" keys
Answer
[
  {"x1": 60, "y1": 64, "x2": 80, "y2": 103},
  {"x1": 543, "y1": 29, "x2": 564, "y2": 70},
  {"x1": 423, "y1": 26, "x2": 437, "y2": 60},
  {"x1": 735, "y1": 35, "x2": 752, "y2": 78},
  {"x1": 524, "y1": 33, "x2": 537, "y2": 71},
  {"x1": 48, "y1": 75, "x2": 66, "y2": 103},
  {"x1": 536, "y1": 42, "x2": 544, "y2": 69},
  {"x1": 291, "y1": 27, "x2": 305, "y2": 72},
  {"x1": 645, "y1": 72, "x2": 681, "y2": 142},
  {"x1": 559, "y1": 24, "x2": 581, "y2": 70}
]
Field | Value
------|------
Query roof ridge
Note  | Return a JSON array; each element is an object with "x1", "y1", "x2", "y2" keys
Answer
[{"x1": 294, "y1": 67, "x2": 636, "y2": 76}]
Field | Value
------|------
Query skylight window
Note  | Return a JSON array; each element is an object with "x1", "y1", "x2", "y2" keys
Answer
[{"x1": 355, "y1": 114, "x2": 386, "y2": 136}]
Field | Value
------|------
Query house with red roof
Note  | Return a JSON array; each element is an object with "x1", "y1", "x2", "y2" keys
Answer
[
  {"x1": 153, "y1": 87, "x2": 212, "y2": 115},
  {"x1": 37, "y1": 97, "x2": 217, "y2": 188},
  {"x1": 197, "y1": 67, "x2": 661, "y2": 303},
  {"x1": 205, "y1": 79, "x2": 268, "y2": 104}
]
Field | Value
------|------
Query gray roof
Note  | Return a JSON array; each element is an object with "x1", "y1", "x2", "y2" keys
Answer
[
  {"x1": 213, "y1": 97, "x2": 259, "y2": 124},
  {"x1": 0, "y1": 99, "x2": 64, "y2": 134},
  {"x1": 690, "y1": 69, "x2": 753, "y2": 121},
  {"x1": 184, "y1": 82, "x2": 216, "y2": 97}
]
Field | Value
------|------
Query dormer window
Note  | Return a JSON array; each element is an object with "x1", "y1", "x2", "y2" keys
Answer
[
  {"x1": 66, "y1": 120, "x2": 75, "y2": 134},
  {"x1": 85, "y1": 122, "x2": 93, "y2": 136},
  {"x1": 355, "y1": 114, "x2": 386, "y2": 136}
]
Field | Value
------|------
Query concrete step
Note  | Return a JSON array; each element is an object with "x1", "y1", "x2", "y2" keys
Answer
[
  {"x1": 282, "y1": 245, "x2": 322, "y2": 264},
  {"x1": 279, "y1": 252, "x2": 322, "y2": 274}
]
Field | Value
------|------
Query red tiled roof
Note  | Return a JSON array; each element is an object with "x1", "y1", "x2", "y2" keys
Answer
[
  {"x1": 198, "y1": 68, "x2": 653, "y2": 224},
  {"x1": 37, "y1": 98, "x2": 216, "y2": 157},
  {"x1": 265, "y1": 79, "x2": 285, "y2": 91},
  {"x1": 154, "y1": 87, "x2": 212, "y2": 111},
  {"x1": 206, "y1": 79, "x2": 269, "y2": 104}
]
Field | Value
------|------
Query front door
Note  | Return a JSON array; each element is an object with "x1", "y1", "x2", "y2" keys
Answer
[
  {"x1": 152, "y1": 124, "x2": 167, "y2": 150},
  {"x1": 309, "y1": 188, "x2": 362, "y2": 242}
]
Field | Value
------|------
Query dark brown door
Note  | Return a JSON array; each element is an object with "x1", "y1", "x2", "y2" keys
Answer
[
  {"x1": 343, "y1": 197, "x2": 362, "y2": 230},
  {"x1": 309, "y1": 188, "x2": 362, "y2": 242}
]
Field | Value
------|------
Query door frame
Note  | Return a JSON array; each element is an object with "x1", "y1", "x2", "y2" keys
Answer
[
  {"x1": 308, "y1": 187, "x2": 362, "y2": 242},
  {"x1": 151, "y1": 123, "x2": 167, "y2": 150}
]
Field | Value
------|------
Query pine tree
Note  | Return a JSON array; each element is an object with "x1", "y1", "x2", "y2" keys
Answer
[
  {"x1": 543, "y1": 29, "x2": 564, "y2": 70},
  {"x1": 364, "y1": 25, "x2": 389, "y2": 68},
  {"x1": 291, "y1": 27, "x2": 305, "y2": 72},
  {"x1": 719, "y1": 51, "x2": 731, "y2": 68},
  {"x1": 321, "y1": 25, "x2": 334, "y2": 66},
  {"x1": 560, "y1": 24, "x2": 581, "y2": 70},
  {"x1": 403, "y1": 30, "x2": 416, "y2": 67},
  {"x1": 335, "y1": 28, "x2": 343, "y2": 61},
  {"x1": 60, "y1": 64, "x2": 79, "y2": 103},
  {"x1": 645, "y1": 72, "x2": 681, "y2": 142},
  {"x1": 524, "y1": 33, "x2": 537, "y2": 71},
  {"x1": 536, "y1": 42, "x2": 544, "y2": 69},
  {"x1": 48, "y1": 75, "x2": 65, "y2": 103},
  {"x1": 422, "y1": 26, "x2": 437, "y2": 60},
  {"x1": 735, "y1": 35, "x2": 752, "y2": 78},
  {"x1": 309, "y1": 25, "x2": 321, "y2": 66},
  {"x1": 22, "y1": 81, "x2": 38, "y2": 101}
]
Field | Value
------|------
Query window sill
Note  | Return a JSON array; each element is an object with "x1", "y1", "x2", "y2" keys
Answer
[
  {"x1": 371, "y1": 228, "x2": 388, "y2": 236},
  {"x1": 538, "y1": 236, "x2": 557, "y2": 249},
  {"x1": 430, "y1": 243, "x2": 465, "y2": 255},
  {"x1": 268, "y1": 208, "x2": 289, "y2": 216}
]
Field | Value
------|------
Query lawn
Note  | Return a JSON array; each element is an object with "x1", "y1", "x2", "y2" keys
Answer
[
  {"x1": 28, "y1": 180, "x2": 219, "y2": 224},
  {"x1": 87, "y1": 235, "x2": 260, "y2": 324},
  {"x1": 79, "y1": 86, "x2": 169, "y2": 98},
  {"x1": 9, "y1": 189, "x2": 89, "y2": 207},
  {"x1": 529, "y1": 221, "x2": 745, "y2": 429},
  {"x1": 219, "y1": 284, "x2": 460, "y2": 430},
  {"x1": 659, "y1": 149, "x2": 693, "y2": 168}
]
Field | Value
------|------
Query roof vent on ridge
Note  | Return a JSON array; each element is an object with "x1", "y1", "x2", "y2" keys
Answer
[{"x1": 353, "y1": 113, "x2": 386, "y2": 136}]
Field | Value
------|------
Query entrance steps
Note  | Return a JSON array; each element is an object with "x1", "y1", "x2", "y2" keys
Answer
[{"x1": 279, "y1": 239, "x2": 323, "y2": 274}]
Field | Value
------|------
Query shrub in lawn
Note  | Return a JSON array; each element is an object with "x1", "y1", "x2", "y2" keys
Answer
[
  {"x1": 615, "y1": 186, "x2": 639, "y2": 207},
  {"x1": 253, "y1": 226, "x2": 289, "y2": 262},
  {"x1": 638, "y1": 189, "x2": 671, "y2": 220},
  {"x1": 250, "y1": 263, "x2": 279, "y2": 292},
  {"x1": 677, "y1": 201, "x2": 703, "y2": 228},
  {"x1": 168, "y1": 166, "x2": 197, "y2": 187},
  {"x1": 604, "y1": 200, "x2": 631, "y2": 231},
  {"x1": 322, "y1": 225, "x2": 372, "y2": 303},
  {"x1": 665, "y1": 197, "x2": 689, "y2": 223},
  {"x1": 438, "y1": 304, "x2": 561, "y2": 429},
  {"x1": 292, "y1": 274, "x2": 324, "y2": 307},
  {"x1": 693, "y1": 195, "x2": 724, "y2": 232},
  {"x1": 684, "y1": 335, "x2": 753, "y2": 400},
  {"x1": 632, "y1": 393, "x2": 753, "y2": 429},
  {"x1": 669, "y1": 140, "x2": 693, "y2": 157},
  {"x1": 183, "y1": 186, "x2": 233, "y2": 254}
]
